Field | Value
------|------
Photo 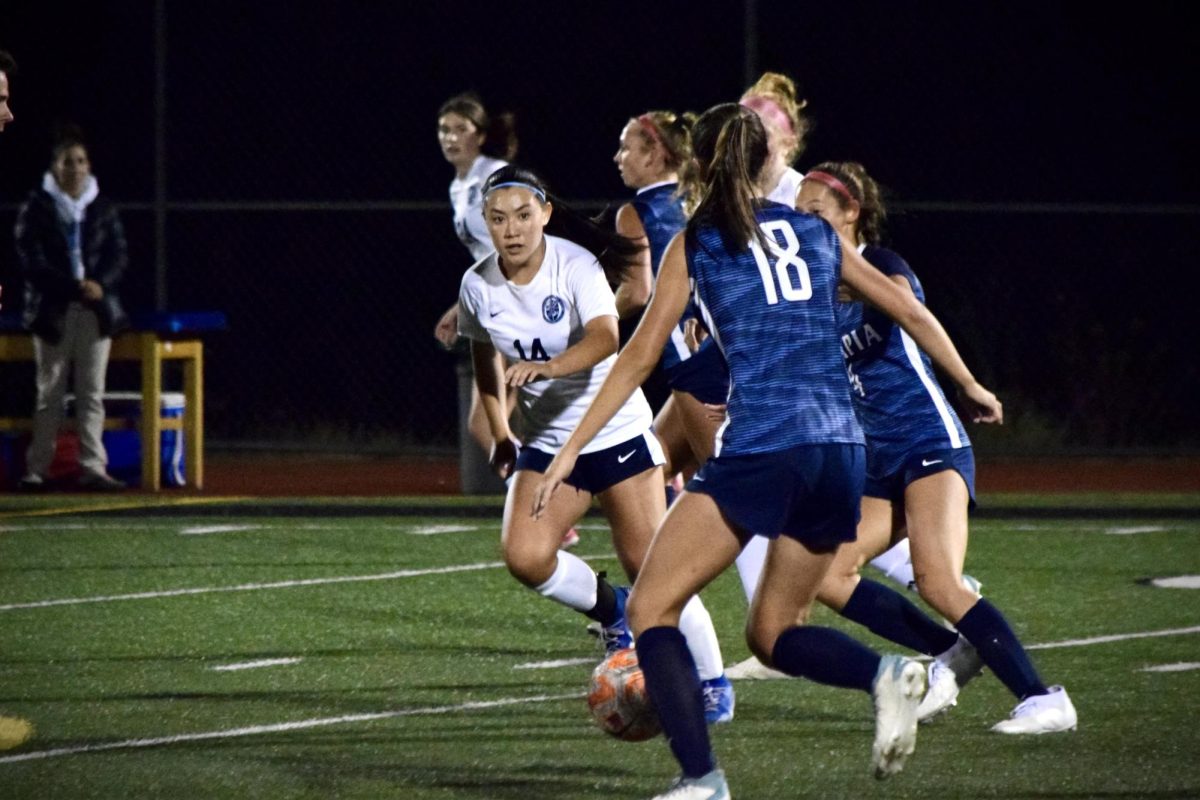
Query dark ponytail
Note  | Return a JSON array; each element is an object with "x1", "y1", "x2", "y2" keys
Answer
[
  {"x1": 482, "y1": 165, "x2": 644, "y2": 285},
  {"x1": 687, "y1": 104, "x2": 770, "y2": 252}
]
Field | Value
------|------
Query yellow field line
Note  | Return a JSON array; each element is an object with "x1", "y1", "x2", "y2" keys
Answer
[{"x1": 0, "y1": 496, "x2": 251, "y2": 520}]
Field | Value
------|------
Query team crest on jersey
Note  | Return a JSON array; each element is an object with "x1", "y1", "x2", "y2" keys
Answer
[{"x1": 542, "y1": 295, "x2": 565, "y2": 323}]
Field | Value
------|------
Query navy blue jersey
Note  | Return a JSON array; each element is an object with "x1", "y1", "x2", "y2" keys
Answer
[
  {"x1": 687, "y1": 202, "x2": 864, "y2": 455},
  {"x1": 631, "y1": 182, "x2": 718, "y2": 372},
  {"x1": 836, "y1": 245, "x2": 969, "y2": 477}
]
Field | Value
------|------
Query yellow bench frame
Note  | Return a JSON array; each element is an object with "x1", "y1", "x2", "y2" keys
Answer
[{"x1": 0, "y1": 331, "x2": 203, "y2": 490}]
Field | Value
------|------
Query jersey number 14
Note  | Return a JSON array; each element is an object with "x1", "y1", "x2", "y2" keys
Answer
[{"x1": 750, "y1": 220, "x2": 813, "y2": 305}]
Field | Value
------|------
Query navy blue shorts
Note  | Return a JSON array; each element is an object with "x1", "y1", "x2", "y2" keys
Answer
[
  {"x1": 864, "y1": 446, "x2": 977, "y2": 509},
  {"x1": 685, "y1": 443, "x2": 865, "y2": 553},
  {"x1": 663, "y1": 344, "x2": 729, "y2": 405},
  {"x1": 516, "y1": 431, "x2": 665, "y2": 495}
]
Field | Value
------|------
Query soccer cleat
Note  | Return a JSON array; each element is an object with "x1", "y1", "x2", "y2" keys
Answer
[
  {"x1": 599, "y1": 586, "x2": 633, "y2": 655},
  {"x1": 78, "y1": 471, "x2": 126, "y2": 491},
  {"x1": 652, "y1": 768, "x2": 731, "y2": 800},
  {"x1": 917, "y1": 635, "x2": 984, "y2": 723},
  {"x1": 559, "y1": 527, "x2": 580, "y2": 550},
  {"x1": 962, "y1": 574, "x2": 983, "y2": 596},
  {"x1": 701, "y1": 675, "x2": 735, "y2": 724},
  {"x1": 871, "y1": 655, "x2": 925, "y2": 779},
  {"x1": 991, "y1": 685, "x2": 1077, "y2": 734},
  {"x1": 724, "y1": 655, "x2": 789, "y2": 681},
  {"x1": 16, "y1": 474, "x2": 46, "y2": 492}
]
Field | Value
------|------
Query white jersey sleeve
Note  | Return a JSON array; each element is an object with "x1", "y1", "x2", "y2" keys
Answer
[
  {"x1": 565, "y1": 253, "x2": 619, "y2": 327},
  {"x1": 456, "y1": 260, "x2": 491, "y2": 342}
]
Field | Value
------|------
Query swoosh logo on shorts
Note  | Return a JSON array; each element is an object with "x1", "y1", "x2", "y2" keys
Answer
[
  {"x1": 617, "y1": 450, "x2": 637, "y2": 463},
  {"x1": 921, "y1": 459, "x2": 943, "y2": 467}
]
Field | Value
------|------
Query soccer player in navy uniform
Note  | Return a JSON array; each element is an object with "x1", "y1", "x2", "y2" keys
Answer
[
  {"x1": 458, "y1": 165, "x2": 731, "y2": 724},
  {"x1": 534, "y1": 104, "x2": 1003, "y2": 798},
  {"x1": 611, "y1": 110, "x2": 730, "y2": 488},
  {"x1": 798, "y1": 161, "x2": 1077, "y2": 734}
]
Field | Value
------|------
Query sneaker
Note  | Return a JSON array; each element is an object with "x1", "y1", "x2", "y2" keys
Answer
[
  {"x1": 78, "y1": 472, "x2": 126, "y2": 491},
  {"x1": 724, "y1": 655, "x2": 789, "y2": 681},
  {"x1": 599, "y1": 586, "x2": 633, "y2": 655},
  {"x1": 16, "y1": 474, "x2": 46, "y2": 492},
  {"x1": 991, "y1": 686, "x2": 1077, "y2": 734},
  {"x1": 559, "y1": 527, "x2": 580, "y2": 550},
  {"x1": 917, "y1": 636, "x2": 984, "y2": 723},
  {"x1": 652, "y1": 768, "x2": 730, "y2": 800},
  {"x1": 871, "y1": 655, "x2": 925, "y2": 779},
  {"x1": 701, "y1": 675, "x2": 735, "y2": 724}
]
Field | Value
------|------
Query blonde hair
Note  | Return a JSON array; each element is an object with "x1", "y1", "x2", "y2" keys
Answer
[{"x1": 740, "y1": 72, "x2": 810, "y2": 165}]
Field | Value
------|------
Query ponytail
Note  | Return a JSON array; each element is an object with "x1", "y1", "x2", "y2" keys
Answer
[{"x1": 687, "y1": 105, "x2": 770, "y2": 252}]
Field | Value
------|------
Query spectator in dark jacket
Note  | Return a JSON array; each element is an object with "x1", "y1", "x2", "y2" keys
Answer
[{"x1": 16, "y1": 128, "x2": 128, "y2": 491}]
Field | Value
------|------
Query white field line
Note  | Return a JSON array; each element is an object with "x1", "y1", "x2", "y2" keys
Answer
[
  {"x1": 1105, "y1": 525, "x2": 1167, "y2": 535},
  {"x1": 0, "y1": 562, "x2": 505, "y2": 612},
  {"x1": 407, "y1": 524, "x2": 479, "y2": 535},
  {"x1": 180, "y1": 524, "x2": 263, "y2": 536},
  {"x1": 0, "y1": 551, "x2": 618, "y2": 613},
  {"x1": 1026, "y1": 625, "x2": 1200, "y2": 650},
  {"x1": 1139, "y1": 662, "x2": 1200, "y2": 673},
  {"x1": 0, "y1": 692, "x2": 584, "y2": 765},
  {"x1": 1150, "y1": 576, "x2": 1200, "y2": 589},
  {"x1": 210, "y1": 658, "x2": 302, "y2": 672},
  {"x1": 513, "y1": 657, "x2": 595, "y2": 670}
]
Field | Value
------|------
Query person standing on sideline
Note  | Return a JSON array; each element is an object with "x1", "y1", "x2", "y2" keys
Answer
[
  {"x1": 16, "y1": 127, "x2": 128, "y2": 491},
  {"x1": 534, "y1": 104, "x2": 1004, "y2": 797},
  {"x1": 460, "y1": 165, "x2": 733, "y2": 725}
]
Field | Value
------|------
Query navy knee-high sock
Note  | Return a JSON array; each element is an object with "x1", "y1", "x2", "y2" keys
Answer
[
  {"x1": 637, "y1": 626, "x2": 715, "y2": 779},
  {"x1": 955, "y1": 598, "x2": 1047, "y2": 700},
  {"x1": 771, "y1": 625, "x2": 881, "y2": 693},
  {"x1": 840, "y1": 578, "x2": 959, "y2": 656}
]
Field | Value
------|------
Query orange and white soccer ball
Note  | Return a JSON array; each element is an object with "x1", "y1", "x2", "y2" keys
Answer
[{"x1": 587, "y1": 648, "x2": 662, "y2": 742}]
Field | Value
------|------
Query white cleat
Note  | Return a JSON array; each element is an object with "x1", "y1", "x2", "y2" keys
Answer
[
  {"x1": 724, "y1": 656, "x2": 789, "y2": 681},
  {"x1": 871, "y1": 655, "x2": 925, "y2": 779},
  {"x1": 991, "y1": 685, "x2": 1077, "y2": 734},
  {"x1": 652, "y1": 768, "x2": 731, "y2": 799},
  {"x1": 917, "y1": 635, "x2": 984, "y2": 723}
]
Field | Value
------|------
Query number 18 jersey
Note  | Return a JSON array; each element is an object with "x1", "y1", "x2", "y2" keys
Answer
[{"x1": 687, "y1": 202, "x2": 863, "y2": 456}]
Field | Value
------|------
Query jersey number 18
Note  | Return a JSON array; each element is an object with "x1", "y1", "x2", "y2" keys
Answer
[{"x1": 750, "y1": 220, "x2": 813, "y2": 305}]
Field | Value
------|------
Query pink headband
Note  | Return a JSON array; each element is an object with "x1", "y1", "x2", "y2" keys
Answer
[
  {"x1": 638, "y1": 113, "x2": 667, "y2": 146},
  {"x1": 803, "y1": 170, "x2": 856, "y2": 205},
  {"x1": 739, "y1": 96, "x2": 793, "y2": 135}
]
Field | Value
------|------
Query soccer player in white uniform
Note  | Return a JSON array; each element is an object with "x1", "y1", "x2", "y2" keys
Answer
[{"x1": 458, "y1": 164, "x2": 733, "y2": 723}]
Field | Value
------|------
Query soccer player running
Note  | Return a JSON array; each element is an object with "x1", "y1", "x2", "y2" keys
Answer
[
  {"x1": 797, "y1": 161, "x2": 1077, "y2": 732},
  {"x1": 458, "y1": 165, "x2": 732, "y2": 724},
  {"x1": 0, "y1": 46, "x2": 33, "y2": 754},
  {"x1": 533, "y1": 104, "x2": 1002, "y2": 798}
]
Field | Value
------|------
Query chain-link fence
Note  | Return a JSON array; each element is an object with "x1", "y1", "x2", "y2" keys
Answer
[{"x1": 1, "y1": 3, "x2": 1195, "y2": 456}]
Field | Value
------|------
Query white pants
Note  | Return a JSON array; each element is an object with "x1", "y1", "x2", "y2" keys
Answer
[{"x1": 26, "y1": 304, "x2": 112, "y2": 477}]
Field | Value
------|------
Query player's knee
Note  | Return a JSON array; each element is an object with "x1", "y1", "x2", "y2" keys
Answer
[{"x1": 502, "y1": 539, "x2": 555, "y2": 587}]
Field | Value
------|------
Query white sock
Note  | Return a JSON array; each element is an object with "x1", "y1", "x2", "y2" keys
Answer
[
  {"x1": 735, "y1": 535, "x2": 769, "y2": 603},
  {"x1": 679, "y1": 595, "x2": 724, "y2": 681},
  {"x1": 869, "y1": 538, "x2": 915, "y2": 588},
  {"x1": 533, "y1": 550, "x2": 598, "y2": 612}
]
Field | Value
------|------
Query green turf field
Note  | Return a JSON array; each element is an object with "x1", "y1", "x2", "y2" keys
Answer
[{"x1": 1, "y1": 494, "x2": 1198, "y2": 799}]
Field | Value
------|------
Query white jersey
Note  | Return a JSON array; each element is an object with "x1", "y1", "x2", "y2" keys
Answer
[
  {"x1": 450, "y1": 155, "x2": 508, "y2": 262},
  {"x1": 458, "y1": 235, "x2": 653, "y2": 454},
  {"x1": 765, "y1": 166, "x2": 804, "y2": 208}
]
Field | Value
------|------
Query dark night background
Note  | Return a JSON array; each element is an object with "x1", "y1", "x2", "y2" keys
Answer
[{"x1": 1, "y1": 1, "x2": 1196, "y2": 453}]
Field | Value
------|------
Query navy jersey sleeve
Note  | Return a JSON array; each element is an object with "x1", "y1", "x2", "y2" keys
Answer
[{"x1": 863, "y1": 246, "x2": 918, "y2": 294}]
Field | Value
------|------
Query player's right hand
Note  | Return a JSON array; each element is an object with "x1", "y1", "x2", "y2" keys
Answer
[{"x1": 434, "y1": 305, "x2": 460, "y2": 349}]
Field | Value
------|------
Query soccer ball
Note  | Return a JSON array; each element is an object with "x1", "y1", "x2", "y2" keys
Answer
[{"x1": 587, "y1": 647, "x2": 662, "y2": 742}]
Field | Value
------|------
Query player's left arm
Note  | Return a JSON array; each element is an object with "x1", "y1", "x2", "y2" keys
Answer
[{"x1": 839, "y1": 237, "x2": 1002, "y2": 424}]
